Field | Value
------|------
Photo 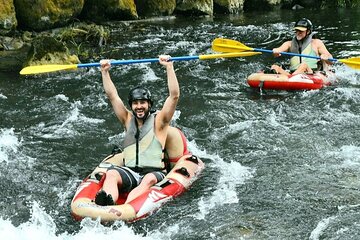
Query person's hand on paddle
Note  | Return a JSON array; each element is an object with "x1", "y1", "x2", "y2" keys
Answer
[
  {"x1": 320, "y1": 53, "x2": 333, "y2": 65},
  {"x1": 272, "y1": 48, "x2": 282, "y2": 57},
  {"x1": 320, "y1": 54, "x2": 328, "y2": 61},
  {"x1": 159, "y1": 55, "x2": 173, "y2": 67},
  {"x1": 100, "y1": 59, "x2": 111, "y2": 73}
]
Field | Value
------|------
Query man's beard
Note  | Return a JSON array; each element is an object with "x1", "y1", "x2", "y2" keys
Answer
[
  {"x1": 296, "y1": 34, "x2": 306, "y2": 41},
  {"x1": 134, "y1": 108, "x2": 149, "y2": 120}
]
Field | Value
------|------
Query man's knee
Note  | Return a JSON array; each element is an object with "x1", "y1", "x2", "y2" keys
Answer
[
  {"x1": 106, "y1": 169, "x2": 121, "y2": 181},
  {"x1": 271, "y1": 65, "x2": 282, "y2": 72},
  {"x1": 141, "y1": 174, "x2": 158, "y2": 186}
]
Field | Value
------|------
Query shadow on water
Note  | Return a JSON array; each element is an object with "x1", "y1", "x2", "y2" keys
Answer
[{"x1": 243, "y1": 86, "x2": 297, "y2": 101}]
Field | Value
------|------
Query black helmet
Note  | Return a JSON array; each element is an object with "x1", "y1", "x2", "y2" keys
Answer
[
  {"x1": 128, "y1": 87, "x2": 153, "y2": 107},
  {"x1": 294, "y1": 18, "x2": 313, "y2": 32}
]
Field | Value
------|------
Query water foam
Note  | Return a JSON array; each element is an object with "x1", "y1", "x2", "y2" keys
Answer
[
  {"x1": 188, "y1": 141, "x2": 254, "y2": 220},
  {"x1": 33, "y1": 101, "x2": 105, "y2": 139},
  {"x1": 0, "y1": 201, "x2": 156, "y2": 240},
  {"x1": 0, "y1": 128, "x2": 21, "y2": 163}
]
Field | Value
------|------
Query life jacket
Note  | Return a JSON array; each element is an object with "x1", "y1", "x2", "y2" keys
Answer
[
  {"x1": 289, "y1": 33, "x2": 318, "y2": 71},
  {"x1": 122, "y1": 113, "x2": 165, "y2": 172}
]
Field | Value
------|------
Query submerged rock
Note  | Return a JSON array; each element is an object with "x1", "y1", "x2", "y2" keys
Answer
[{"x1": 292, "y1": 4, "x2": 304, "y2": 10}]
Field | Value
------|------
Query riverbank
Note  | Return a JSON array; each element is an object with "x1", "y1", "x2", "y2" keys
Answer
[{"x1": 0, "y1": 0, "x2": 359, "y2": 73}]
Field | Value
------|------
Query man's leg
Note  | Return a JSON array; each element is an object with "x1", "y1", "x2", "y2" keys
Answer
[
  {"x1": 271, "y1": 64, "x2": 290, "y2": 76},
  {"x1": 125, "y1": 172, "x2": 164, "y2": 203},
  {"x1": 292, "y1": 63, "x2": 313, "y2": 75},
  {"x1": 102, "y1": 169, "x2": 123, "y2": 202}
]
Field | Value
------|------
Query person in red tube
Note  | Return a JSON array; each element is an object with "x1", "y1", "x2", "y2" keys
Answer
[
  {"x1": 95, "y1": 55, "x2": 180, "y2": 205},
  {"x1": 270, "y1": 18, "x2": 333, "y2": 76}
]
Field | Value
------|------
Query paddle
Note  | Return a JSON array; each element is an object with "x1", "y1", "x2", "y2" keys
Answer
[
  {"x1": 19, "y1": 52, "x2": 261, "y2": 75},
  {"x1": 212, "y1": 38, "x2": 360, "y2": 70}
]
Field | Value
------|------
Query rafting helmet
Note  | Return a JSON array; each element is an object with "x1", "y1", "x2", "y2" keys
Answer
[
  {"x1": 128, "y1": 86, "x2": 153, "y2": 107},
  {"x1": 294, "y1": 18, "x2": 313, "y2": 33}
]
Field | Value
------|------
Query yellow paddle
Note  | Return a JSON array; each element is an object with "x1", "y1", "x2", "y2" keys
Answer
[
  {"x1": 212, "y1": 38, "x2": 360, "y2": 70},
  {"x1": 19, "y1": 51, "x2": 261, "y2": 75}
]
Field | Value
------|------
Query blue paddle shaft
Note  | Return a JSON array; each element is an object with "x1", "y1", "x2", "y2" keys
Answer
[
  {"x1": 77, "y1": 56, "x2": 200, "y2": 68},
  {"x1": 253, "y1": 48, "x2": 337, "y2": 62}
]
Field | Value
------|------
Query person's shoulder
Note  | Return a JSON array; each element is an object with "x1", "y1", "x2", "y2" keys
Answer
[
  {"x1": 283, "y1": 40, "x2": 292, "y2": 47},
  {"x1": 312, "y1": 38, "x2": 323, "y2": 42},
  {"x1": 311, "y1": 34, "x2": 323, "y2": 43},
  {"x1": 312, "y1": 38, "x2": 326, "y2": 46}
]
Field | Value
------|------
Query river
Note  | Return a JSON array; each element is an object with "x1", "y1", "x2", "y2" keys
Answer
[{"x1": 1, "y1": 7, "x2": 360, "y2": 240}]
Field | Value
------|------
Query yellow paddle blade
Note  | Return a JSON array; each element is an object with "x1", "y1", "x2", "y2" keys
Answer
[
  {"x1": 20, "y1": 64, "x2": 78, "y2": 75},
  {"x1": 199, "y1": 52, "x2": 261, "y2": 60},
  {"x1": 212, "y1": 38, "x2": 253, "y2": 53},
  {"x1": 338, "y1": 57, "x2": 360, "y2": 70}
]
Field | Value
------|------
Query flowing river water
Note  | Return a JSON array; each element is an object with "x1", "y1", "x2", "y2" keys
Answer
[{"x1": 1, "y1": 8, "x2": 360, "y2": 240}]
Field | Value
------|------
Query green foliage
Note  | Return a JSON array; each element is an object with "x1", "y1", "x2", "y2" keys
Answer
[
  {"x1": 321, "y1": 0, "x2": 360, "y2": 8},
  {"x1": 57, "y1": 23, "x2": 110, "y2": 60}
]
